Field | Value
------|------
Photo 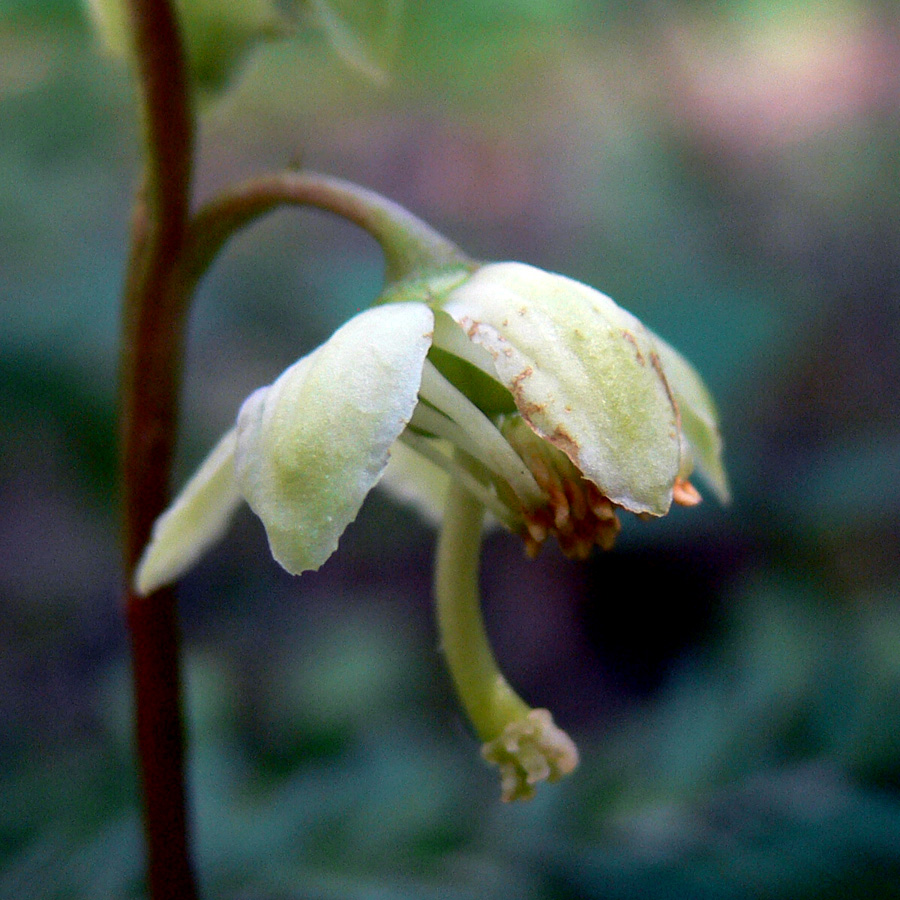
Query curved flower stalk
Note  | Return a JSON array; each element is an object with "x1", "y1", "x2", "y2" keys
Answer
[{"x1": 135, "y1": 182, "x2": 728, "y2": 800}]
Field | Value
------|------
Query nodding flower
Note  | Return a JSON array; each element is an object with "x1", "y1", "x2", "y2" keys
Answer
[{"x1": 135, "y1": 202, "x2": 728, "y2": 801}]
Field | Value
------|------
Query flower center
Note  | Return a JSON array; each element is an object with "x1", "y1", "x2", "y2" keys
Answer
[
  {"x1": 402, "y1": 359, "x2": 623, "y2": 559},
  {"x1": 500, "y1": 416, "x2": 621, "y2": 560},
  {"x1": 401, "y1": 357, "x2": 701, "y2": 562}
]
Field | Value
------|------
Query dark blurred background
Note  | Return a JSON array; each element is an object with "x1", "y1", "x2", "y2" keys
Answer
[{"x1": 2, "y1": 0, "x2": 900, "y2": 897}]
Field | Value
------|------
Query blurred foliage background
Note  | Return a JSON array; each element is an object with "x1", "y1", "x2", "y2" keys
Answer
[{"x1": 2, "y1": 0, "x2": 900, "y2": 896}]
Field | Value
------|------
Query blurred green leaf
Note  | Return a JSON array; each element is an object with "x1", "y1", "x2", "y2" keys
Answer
[{"x1": 308, "y1": 0, "x2": 405, "y2": 84}]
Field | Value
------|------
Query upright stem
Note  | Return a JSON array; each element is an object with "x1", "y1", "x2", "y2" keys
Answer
[
  {"x1": 119, "y1": 1, "x2": 198, "y2": 897},
  {"x1": 121, "y1": 0, "x2": 193, "y2": 575},
  {"x1": 434, "y1": 475, "x2": 531, "y2": 742}
]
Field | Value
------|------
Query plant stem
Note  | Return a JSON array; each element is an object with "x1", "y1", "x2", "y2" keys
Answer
[
  {"x1": 184, "y1": 171, "x2": 473, "y2": 288},
  {"x1": 119, "y1": 0, "x2": 198, "y2": 898},
  {"x1": 434, "y1": 472, "x2": 531, "y2": 742}
]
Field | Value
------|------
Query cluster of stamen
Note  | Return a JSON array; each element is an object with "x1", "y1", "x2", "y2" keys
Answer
[
  {"x1": 501, "y1": 417, "x2": 622, "y2": 561},
  {"x1": 409, "y1": 358, "x2": 702, "y2": 562}
]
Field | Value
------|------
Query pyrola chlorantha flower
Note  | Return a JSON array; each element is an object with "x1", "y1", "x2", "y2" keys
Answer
[
  {"x1": 136, "y1": 261, "x2": 727, "y2": 594},
  {"x1": 135, "y1": 258, "x2": 728, "y2": 801}
]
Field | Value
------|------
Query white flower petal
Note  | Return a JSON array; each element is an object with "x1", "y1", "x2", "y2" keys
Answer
[
  {"x1": 651, "y1": 335, "x2": 730, "y2": 502},
  {"x1": 443, "y1": 262, "x2": 681, "y2": 515},
  {"x1": 235, "y1": 303, "x2": 434, "y2": 574},
  {"x1": 134, "y1": 428, "x2": 242, "y2": 596}
]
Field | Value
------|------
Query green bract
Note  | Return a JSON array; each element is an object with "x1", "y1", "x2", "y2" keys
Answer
[{"x1": 135, "y1": 261, "x2": 727, "y2": 596}]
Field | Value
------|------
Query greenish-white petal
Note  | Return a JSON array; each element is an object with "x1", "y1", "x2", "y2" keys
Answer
[
  {"x1": 235, "y1": 302, "x2": 434, "y2": 574},
  {"x1": 442, "y1": 262, "x2": 681, "y2": 515},
  {"x1": 134, "y1": 428, "x2": 242, "y2": 596},
  {"x1": 652, "y1": 335, "x2": 730, "y2": 502}
]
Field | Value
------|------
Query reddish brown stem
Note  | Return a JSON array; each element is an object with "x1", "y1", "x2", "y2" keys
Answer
[
  {"x1": 124, "y1": 585, "x2": 197, "y2": 900},
  {"x1": 119, "y1": 1, "x2": 197, "y2": 898}
]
